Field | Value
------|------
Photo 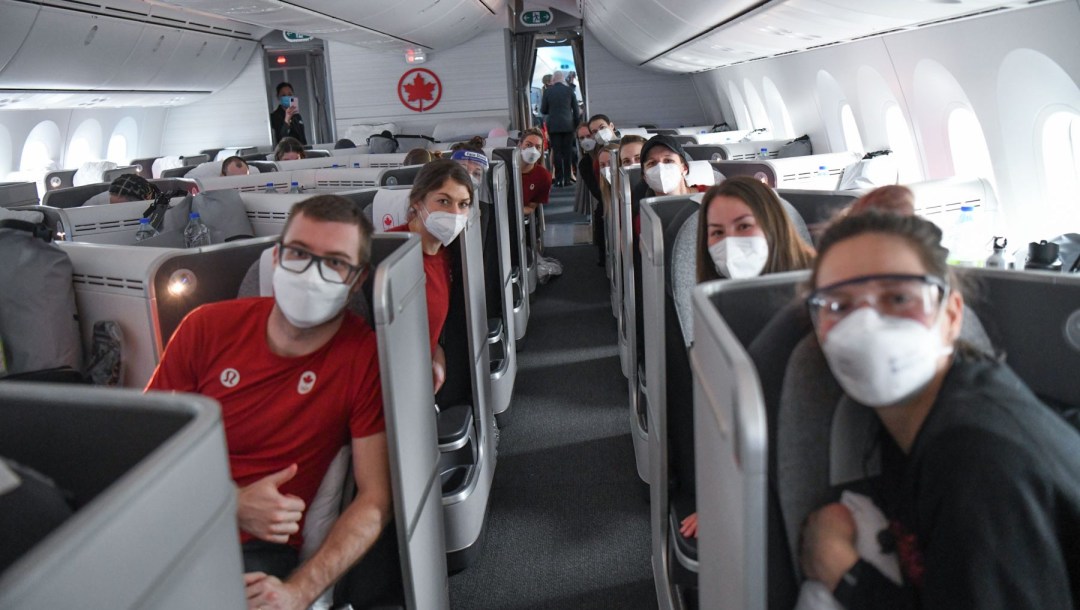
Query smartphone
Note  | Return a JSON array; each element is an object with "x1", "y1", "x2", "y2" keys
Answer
[{"x1": 289, "y1": 96, "x2": 299, "y2": 111}]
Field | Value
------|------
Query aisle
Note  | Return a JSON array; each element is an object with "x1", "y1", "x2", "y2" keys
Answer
[{"x1": 448, "y1": 187, "x2": 656, "y2": 609}]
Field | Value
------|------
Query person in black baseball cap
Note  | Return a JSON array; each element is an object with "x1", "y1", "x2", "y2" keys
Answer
[{"x1": 639, "y1": 134, "x2": 696, "y2": 197}]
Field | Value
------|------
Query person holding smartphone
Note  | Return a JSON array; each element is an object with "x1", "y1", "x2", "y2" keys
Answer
[{"x1": 271, "y1": 81, "x2": 308, "y2": 145}]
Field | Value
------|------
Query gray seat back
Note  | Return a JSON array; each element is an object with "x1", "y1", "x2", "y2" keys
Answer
[
  {"x1": 492, "y1": 148, "x2": 530, "y2": 338},
  {"x1": 0, "y1": 385, "x2": 244, "y2": 609},
  {"x1": 370, "y1": 234, "x2": 451, "y2": 609},
  {"x1": 0, "y1": 182, "x2": 39, "y2": 208}
]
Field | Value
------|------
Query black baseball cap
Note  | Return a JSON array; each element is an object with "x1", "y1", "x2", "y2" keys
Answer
[{"x1": 639, "y1": 134, "x2": 693, "y2": 168}]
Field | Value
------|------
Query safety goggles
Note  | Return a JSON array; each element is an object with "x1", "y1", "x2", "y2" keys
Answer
[{"x1": 806, "y1": 273, "x2": 948, "y2": 329}]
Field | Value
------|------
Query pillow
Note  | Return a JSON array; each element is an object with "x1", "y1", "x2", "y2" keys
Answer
[
  {"x1": 151, "y1": 156, "x2": 184, "y2": 179},
  {"x1": 0, "y1": 207, "x2": 45, "y2": 223},
  {"x1": 73, "y1": 161, "x2": 119, "y2": 186},
  {"x1": 184, "y1": 161, "x2": 226, "y2": 179},
  {"x1": 686, "y1": 160, "x2": 717, "y2": 187},
  {"x1": 82, "y1": 190, "x2": 112, "y2": 207},
  {"x1": 432, "y1": 116, "x2": 508, "y2": 143}
]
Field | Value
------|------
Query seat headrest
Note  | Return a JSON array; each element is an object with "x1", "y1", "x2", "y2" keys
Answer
[
  {"x1": 372, "y1": 189, "x2": 412, "y2": 233},
  {"x1": 258, "y1": 247, "x2": 275, "y2": 297},
  {"x1": 686, "y1": 160, "x2": 717, "y2": 187}
]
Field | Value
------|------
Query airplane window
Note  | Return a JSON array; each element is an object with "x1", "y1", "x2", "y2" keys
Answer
[
  {"x1": 884, "y1": 105, "x2": 922, "y2": 183},
  {"x1": 743, "y1": 79, "x2": 772, "y2": 134},
  {"x1": 65, "y1": 119, "x2": 102, "y2": 168},
  {"x1": 19, "y1": 120, "x2": 61, "y2": 171},
  {"x1": 947, "y1": 107, "x2": 997, "y2": 189},
  {"x1": 727, "y1": 81, "x2": 752, "y2": 130},
  {"x1": 1040, "y1": 110, "x2": 1080, "y2": 212},
  {"x1": 762, "y1": 77, "x2": 794, "y2": 139},
  {"x1": 107, "y1": 117, "x2": 138, "y2": 164},
  {"x1": 840, "y1": 104, "x2": 864, "y2": 153}
]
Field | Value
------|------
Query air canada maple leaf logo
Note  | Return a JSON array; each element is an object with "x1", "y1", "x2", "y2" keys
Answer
[{"x1": 397, "y1": 68, "x2": 442, "y2": 112}]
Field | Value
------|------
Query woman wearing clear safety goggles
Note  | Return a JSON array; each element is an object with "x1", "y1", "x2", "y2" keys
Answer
[{"x1": 799, "y1": 212, "x2": 1080, "y2": 609}]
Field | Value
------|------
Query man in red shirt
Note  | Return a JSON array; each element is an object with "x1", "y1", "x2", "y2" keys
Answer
[
  {"x1": 146, "y1": 194, "x2": 391, "y2": 610},
  {"x1": 519, "y1": 127, "x2": 552, "y2": 216}
]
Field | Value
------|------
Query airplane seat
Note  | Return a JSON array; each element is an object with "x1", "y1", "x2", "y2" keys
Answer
[
  {"x1": 161, "y1": 165, "x2": 195, "y2": 179},
  {"x1": 0, "y1": 385, "x2": 245, "y2": 608},
  {"x1": 152, "y1": 155, "x2": 184, "y2": 179},
  {"x1": 41, "y1": 183, "x2": 109, "y2": 209},
  {"x1": 306, "y1": 149, "x2": 332, "y2": 159},
  {"x1": 686, "y1": 160, "x2": 718, "y2": 187},
  {"x1": 102, "y1": 166, "x2": 139, "y2": 184},
  {"x1": 129, "y1": 157, "x2": 159, "y2": 180},
  {"x1": 775, "y1": 190, "x2": 862, "y2": 244},
  {"x1": 248, "y1": 160, "x2": 278, "y2": 174},
  {"x1": 671, "y1": 214, "x2": 700, "y2": 347},
  {"x1": 0, "y1": 182, "x2": 39, "y2": 208},
  {"x1": 43, "y1": 169, "x2": 76, "y2": 192},
  {"x1": 492, "y1": 147, "x2": 530, "y2": 340}
]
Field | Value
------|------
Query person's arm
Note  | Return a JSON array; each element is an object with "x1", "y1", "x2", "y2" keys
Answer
[
  {"x1": 540, "y1": 90, "x2": 550, "y2": 116},
  {"x1": 432, "y1": 343, "x2": 446, "y2": 394},
  {"x1": 244, "y1": 432, "x2": 392, "y2": 610}
]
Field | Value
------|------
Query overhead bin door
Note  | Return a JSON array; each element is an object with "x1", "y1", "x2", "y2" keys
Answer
[{"x1": 0, "y1": 1, "x2": 38, "y2": 78}]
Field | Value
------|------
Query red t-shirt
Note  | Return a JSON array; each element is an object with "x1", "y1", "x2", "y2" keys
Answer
[
  {"x1": 521, "y1": 164, "x2": 552, "y2": 207},
  {"x1": 387, "y1": 225, "x2": 451, "y2": 352},
  {"x1": 145, "y1": 297, "x2": 384, "y2": 549}
]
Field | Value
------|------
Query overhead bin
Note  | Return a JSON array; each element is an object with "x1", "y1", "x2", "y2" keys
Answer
[{"x1": 0, "y1": 0, "x2": 262, "y2": 99}]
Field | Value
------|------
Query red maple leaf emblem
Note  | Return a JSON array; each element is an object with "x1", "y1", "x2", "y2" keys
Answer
[
  {"x1": 404, "y1": 74, "x2": 436, "y2": 106},
  {"x1": 302, "y1": 373, "x2": 314, "y2": 384}
]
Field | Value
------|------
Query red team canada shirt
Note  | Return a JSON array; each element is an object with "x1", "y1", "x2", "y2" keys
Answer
[
  {"x1": 521, "y1": 163, "x2": 552, "y2": 207},
  {"x1": 146, "y1": 297, "x2": 384, "y2": 549}
]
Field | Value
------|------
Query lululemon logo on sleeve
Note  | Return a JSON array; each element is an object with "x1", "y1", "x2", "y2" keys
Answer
[
  {"x1": 529, "y1": 184, "x2": 535, "y2": 191},
  {"x1": 220, "y1": 368, "x2": 240, "y2": 388},
  {"x1": 298, "y1": 371, "x2": 317, "y2": 395}
]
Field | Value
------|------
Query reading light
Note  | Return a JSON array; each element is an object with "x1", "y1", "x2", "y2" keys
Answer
[{"x1": 167, "y1": 269, "x2": 197, "y2": 297}]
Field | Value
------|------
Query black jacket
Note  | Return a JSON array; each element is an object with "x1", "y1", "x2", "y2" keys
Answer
[
  {"x1": 540, "y1": 82, "x2": 579, "y2": 134},
  {"x1": 578, "y1": 155, "x2": 602, "y2": 202},
  {"x1": 270, "y1": 106, "x2": 307, "y2": 145},
  {"x1": 842, "y1": 354, "x2": 1080, "y2": 609}
]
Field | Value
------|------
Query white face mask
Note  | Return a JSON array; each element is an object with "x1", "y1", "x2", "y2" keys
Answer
[
  {"x1": 272, "y1": 263, "x2": 352, "y2": 329},
  {"x1": 644, "y1": 163, "x2": 685, "y2": 194},
  {"x1": 601, "y1": 166, "x2": 612, "y2": 184},
  {"x1": 708, "y1": 235, "x2": 769, "y2": 279},
  {"x1": 580, "y1": 137, "x2": 597, "y2": 153},
  {"x1": 821, "y1": 307, "x2": 952, "y2": 408},
  {"x1": 520, "y1": 147, "x2": 542, "y2": 165},
  {"x1": 595, "y1": 127, "x2": 615, "y2": 145},
  {"x1": 422, "y1": 207, "x2": 468, "y2": 247}
]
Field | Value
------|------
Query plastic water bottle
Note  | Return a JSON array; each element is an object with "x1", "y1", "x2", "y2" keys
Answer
[
  {"x1": 985, "y1": 237, "x2": 1008, "y2": 269},
  {"x1": 946, "y1": 206, "x2": 984, "y2": 267},
  {"x1": 183, "y1": 212, "x2": 211, "y2": 248},
  {"x1": 134, "y1": 217, "x2": 159, "y2": 242},
  {"x1": 758, "y1": 147, "x2": 768, "y2": 159},
  {"x1": 816, "y1": 165, "x2": 828, "y2": 178},
  {"x1": 264, "y1": 182, "x2": 276, "y2": 193},
  {"x1": 288, "y1": 181, "x2": 301, "y2": 194},
  {"x1": 353, "y1": 162, "x2": 361, "y2": 169}
]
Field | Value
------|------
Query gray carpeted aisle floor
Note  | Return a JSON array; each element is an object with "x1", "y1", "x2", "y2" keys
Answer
[{"x1": 448, "y1": 185, "x2": 656, "y2": 610}]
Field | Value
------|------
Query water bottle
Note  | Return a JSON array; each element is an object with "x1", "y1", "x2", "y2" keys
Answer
[
  {"x1": 946, "y1": 205, "x2": 984, "y2": 267},
  {"x1": 288, "y1": 181, "x2": 301, "y2": 194},
  {"x1": 134, "y1": 217, "x2": 159, "y2": 242},
  {"x1": 816, "y1": 165, "x2": 828, "y2": 178},
  {"x1": 985, "y1": 236, "x2": 1007, "y2": 269},
  {"x1": 353, "y1": 162, "x2": 361, "y2": 169},
  {"x1": 758, "y1": 147, "x2": 768, "y2": 159},
  {"x1": 264, "y1": 182, "x2": 276, "y2": 193},
  {"x1": 183, "y1": 212, "x2": 211, "y2": 248}
]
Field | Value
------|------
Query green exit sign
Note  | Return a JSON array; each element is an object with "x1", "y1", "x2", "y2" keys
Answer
[
  {"x1": 283, "y1": 31, "x2": 313, "y2": 43},
  {"x1": 520, "y1": 9, "x2": 553, "y2": 27}
]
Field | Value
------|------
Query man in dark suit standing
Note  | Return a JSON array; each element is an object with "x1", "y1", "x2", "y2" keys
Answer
[
  {"x1": 270, "y1": 82, "x2": 308, "y2": 145},
  {"x1": 540, "y1": 71, "x2": 580, "y2": 187}
]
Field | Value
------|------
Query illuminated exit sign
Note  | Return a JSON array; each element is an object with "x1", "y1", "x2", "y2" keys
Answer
[
  {"x1": 283, "y1": 31, "x2": 313, "y2": 43},
  {"x1": 520, "y1": 9, "x2": 553, "y2": 27}
]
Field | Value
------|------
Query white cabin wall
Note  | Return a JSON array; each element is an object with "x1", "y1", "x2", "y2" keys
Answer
[
  {"x1": 0, "y1": 107, "x2": 166, "y2": 176},
  {"x1": 159, "y1": 50, "x2": 271, "y2": 156},
  {"x1": 691, "y1": 1, "x2": 1080, "y2": 245},
  {"x1": 583, "y1": 30, "x2": 706, "y2": 129},
  {"x1": 327, "y1": 29, "x2": 511, "y2": 136}
]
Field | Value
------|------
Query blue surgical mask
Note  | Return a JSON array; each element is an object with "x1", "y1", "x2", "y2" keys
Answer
[{"x1": 279, "y1": 95, "x2": 293, "y2": 109}]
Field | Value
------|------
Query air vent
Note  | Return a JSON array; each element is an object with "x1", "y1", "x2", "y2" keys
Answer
[
  {"x1": 916, "y1": 198, "x2": 984, "y2": 217},
  {"x1": 369, "y1": 162, "x2": 404, "y2": 169},
  {"x1": 917, "y1": 5, "x2": 1012, "y2": 28},
  {"x1": 72, "y1": 272, "x2": 145, "y2": 294},
  {"x1": 316, "y1": 179, "x2": 378, "y2": 188},
  {"x1": 247, "y1": 210, "x2": 289, "y2": 221},
  {"x1": 72, "y1": 217, "x2": 144, "y2": 234},
  {"x1": 29, "y1": 0, "x2": 259, "y2": 39}
]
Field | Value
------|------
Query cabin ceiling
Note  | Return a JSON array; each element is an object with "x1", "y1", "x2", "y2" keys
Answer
[
  {"x1": 582, "y1": 0, "x2": 1054, "y2": 73},
  {"x1": 149, "y1": 0, "x2": 508, "y2": 52}
]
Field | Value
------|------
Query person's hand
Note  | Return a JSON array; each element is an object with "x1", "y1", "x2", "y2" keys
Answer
[
  {"x1": 244, "y1": 572, "x2": 308, "y2": 610},
  {"x1": 284, "y1": 104, "x2": 298, "y2": 124},
  {"x1": 800, "y1": 503, "x2": 859, "y2": 590},
  {"x1": 432, "y1": 344, "x2": 446, "y2": 393},
  {"x1": 680, "y1": 512, "x2": 698, "y2": 539},
  {"x1": 236, "y1": 464, "x2": 306, "y2": 543}
]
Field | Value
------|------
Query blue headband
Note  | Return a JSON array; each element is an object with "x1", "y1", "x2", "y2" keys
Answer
[{"x1": 450, "y1": 149, "x2": 489, "y2": 168}]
